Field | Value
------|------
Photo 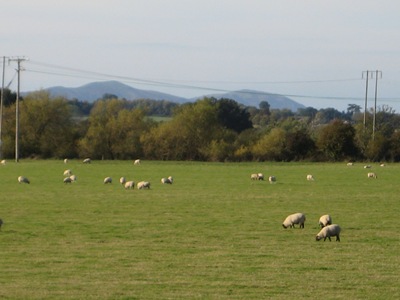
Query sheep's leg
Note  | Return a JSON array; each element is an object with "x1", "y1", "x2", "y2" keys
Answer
[{"x1": 336, "y1": 235, "x2": 340, "y2": 242}]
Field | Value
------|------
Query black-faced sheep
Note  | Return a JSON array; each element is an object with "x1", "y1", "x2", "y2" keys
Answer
[
  {"x1": 18, "y1": 176, "x2": 30, "y2": 184},
  {"x1": 318, "y1": 214, "x2": 332, "y2": 228},
  {"x1": 282, "y1": 213, "x2": 306, "y2": 229},
  {"x1": 316, "y1": 224, "x2": 341, "y2": 242},
  {"x1": 63, "y1": 177, "x2": 72, "y2": 184},
  {"x1": 268, "y1": 176, "x2": 276, "y2": 184}
]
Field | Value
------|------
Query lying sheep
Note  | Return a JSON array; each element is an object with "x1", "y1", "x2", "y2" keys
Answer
[
  {"x1": 282, "y1": 213, "x2": 306, "y2": 229},
  {"x1": 18, "y1": 176, "x2": 30, "y2": 184},
  {"x1": 137, "y1": 181, "x2": 151, "y2": 189},
  {"x1": 318, "y1": 214, "x2": 332, "y2": 228},
  {"x1": 119, "y1": 177, "x2": 126, "y2": 185},
  {"x1": 316, "y1": 224, "x2": 341, "y2": 242},
  {"x1": 124, "y1": 181, "x2": 135, "y2": 189},
  {"x1": 367, "y1": 172, "x2": 377, "y2": 178},
  {"x1": 63, "y1": 177, "x2": 72, "y2": 184},
  {"x1": 104, "y1": 177, "x2": 112, "y2": 184},
  {"x1": 83, "y1": 158, "x2": 91, "y2": 164},
  {"x1": 307, "y1": 174, "x2": 314, "y2": 181},
  {"x1": 63, "y1": 169, "x2": 72, "y2": 176},
  {"x1": 69, "y1": 175, "x2": 77, "y2": 182},
  {"x1": 268, "y1": 176, "x2": 276, "y2": 184}
]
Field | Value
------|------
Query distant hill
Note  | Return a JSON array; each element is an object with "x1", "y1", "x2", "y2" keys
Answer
[
  {"x1": 194, "y1": 89, "x2": 305, "y2": 111},
  {"x1": 34, "y1": 81, "x2": 305, "y2": 111},
  {"x1": 45, "y1": 81, "x2": 188, "y2": 103}
]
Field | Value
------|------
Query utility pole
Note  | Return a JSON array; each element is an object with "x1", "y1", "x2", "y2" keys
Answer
[
  {"x1": 0, "y1": 56, "x2": 6, "y2": 160},
  {"x1": 8, "y1": 57, "x2": 28, "y2": 162},
  {"x1": 372, "y1": 70, "x2": 382, "y2": 141},
  {"x1": 362, "y1": 71, "x2": 372, "y2": 128}
]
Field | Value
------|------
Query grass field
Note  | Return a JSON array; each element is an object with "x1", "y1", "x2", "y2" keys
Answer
[{"x1": 0, "y1": 160, "x2": 399, "y2": 299}]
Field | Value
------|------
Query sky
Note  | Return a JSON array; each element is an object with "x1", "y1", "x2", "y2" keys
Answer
[{"x1": 1, "y1": 0, "x2": 400, "y2": 111}]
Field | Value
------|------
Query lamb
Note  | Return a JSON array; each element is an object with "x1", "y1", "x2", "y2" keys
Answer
[
  {"x1": 134, "y1": 159, "x2": 141, "y2": 165},
  {"x1": 124, "y1": 181, "x2": 135, "y2": 189},
  {"x1": 137, "y1": 181, "x2": 151, "y2": 189},
  {"x1": 69, "y1": 175, "x2": 77, "y2": 182},
  {"x1": 63, "y1": 169, "x2": 72, "y2": 176},
  {"x1": 367, "y1": 172, "x2": 377, "y2": 178},
  {"x1": 83, "y1": 158, "x2": 91, "y2": 164},
  {"x1": 63, "y1": 177, "x2": 72, "y2": 184},
  {"x1": 18, "y1": 176, "x2": 30, "y2": 184},
  {"x1": 119, "y1": 177, "x2": 126, "y2": 185},
  {"x1": 282, "y1": 213, "x2": 306, "y2": 229},
  {"x1": 161, "y1": 177, "x2": 173, "y2": 184},
  {"x1": 316, "y1": 224, "x2": 341, "y2": 242},
  {"x1": 318, "y1": 214, "x2": 332, "y2": 228},
  {"x1": 268, "y1": 175, "x2": 276, "y2": 184},
  {"x1": 307, "y1": 174, "x2": 314, "y2": 181},
  {"x1": 104, "y1": 177, "x2": 112, "y2": 184}
]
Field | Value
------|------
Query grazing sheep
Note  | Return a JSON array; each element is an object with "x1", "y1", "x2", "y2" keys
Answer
[
  {"x1": 104, "y1": 177, "x2": 112, "y2": 184},
  {"x1": 307, "y1": 174, "x2": 314, "y2": 181},
  {"x1": 63, "y1": 169, "x2": 72, "y2": 176},
  {"x1": 257, "y1": 173, "x2": 264, "y2": 180},
  {"x1": 364, "y1": 165, "x2": 371, "y2": 169},
  {"x1": 367, "y1": 172, "x2": 377, "y2": 179},
  {"x1": 64, "y1": 158, "x2": 68, "y2": 164},
  {"x1": 316, "y1": 224, "x2": 341, "y2": 242},
  {"x1": 250, "y1": 173, "x2": 259, "y2": 180},
  {"x1": 63, "y1": 177, "x2": 72, "y2": 184},
  {"x1": 134, "y1": 159, "x2": 141, "y2": 165},
  {"x1": 380, "y1": 163, "x2": 385, "y2": 167},
  {"x1": 268, "y1": 176, "x2": 276, "y2": 184},
  {"x1": 137, "y1": 181, "x2": 151, "y2": 189},
  {"x1": 18, "y1": 176, "x2": 30, "y2": 184},
  {"x1": 161, "y1": 177, "x2": 173, "y2": 184},
  {"x1": 318, "y1": 214, "x2": 332, "y2": 228},
  {"x1": 119, "y1": 177, "x2": 126, "y2": 185},
  {"x1": 347, "y1": 162, "x2": 354, "y2": 166},
  {"x1": 282, "y1": 213, "x2": 306, "y2": 229},
  {"x1": 1, "y1": 159, "x2": 6, "y2": 165},
  {"x1": 83, "y1": 158, "x2": 91, "y2": 164},
  {"x1": 124, "y1": 181, "x2": 135, "y2": 189},
  {"x1": 69, "y1": 175, "x2": 77, "y2": 182}
]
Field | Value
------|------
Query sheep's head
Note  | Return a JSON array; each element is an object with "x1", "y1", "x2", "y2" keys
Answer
[
  {"x1": 282, "y1": 224, "x2": 287, "y2": 229},
  {"x1": 315, "y1": 235, "x2": 322, "y2": 241}
]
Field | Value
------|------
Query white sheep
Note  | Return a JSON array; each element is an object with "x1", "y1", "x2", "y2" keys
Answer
[
  {"x1": 250, "y1": 173, "x2": 259, "y2": 180},
  {"x1": 1, "y1": 159, "x2": 6, "y2": 165},
  {"x1": 63, "y1": 158, "x2": 68, "y2": 164},
  {"x1": 63, "y1": 169, "x2": 72, "y2": 176},
  {"x1": 367, "y1": 172, "x2": 377, "y2": 179},
  {"x1": 124, "y1": 181, "x2": 135, "y2": 189},
  {"x1": 134, "y1": 159, "x2": 141, "y2": 165},
  {"x1": 83, "y1": 158, "x2": 91, "y2": 164},
  {"x1": 364, "y1": 165, "x2": 371, "y2": 169},
  {"x1": 69, "y1": 175, "x2": 77, "y2": 182},
  {"x1": 316, "y1": 224, "x2": 341, "y2": 242},
  {"x1": 257, "y1": 173, "x2": 264, "y2": 180},
  {"x1": 104, "y1": 177, "x2": 112, "y2": 184},
  {"x1": 161, "y1": 177, "x2": 173, "y2": 184},
  {"x1": 119, "y1": 177, "x2": 126, "y2": 185},
  {"x1": 282, "y1": 213, "x2": 306, "y2": 229},
  {"x1": 63, "y1": 177, "x2": 72, "y2": 184},
  {"x1": 268, "y1": 175, "x2": 276, "y2": 184},
  {"x1": 306, "y1": 174, "x2": 314, "y2": 181},
  {"x1": 18, "y1": 176, "x2": 30, "y2": 184},
  {"x1": 137, "y1": 181, "x2": 151, "y2": 189},
  {"x1": 318, "y1": 214, "x2": 332, "y2": 228},
  {"x1": 380, "y1": 163, "x2": 385, "y2": 167},
  {"x1": 347, "y1": 162, "x2": 354, "y2": 166}
]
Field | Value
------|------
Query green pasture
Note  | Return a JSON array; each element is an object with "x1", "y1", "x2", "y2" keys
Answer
[{"x1": 0, "y1": 160, "x2": 399, "y2": 299}]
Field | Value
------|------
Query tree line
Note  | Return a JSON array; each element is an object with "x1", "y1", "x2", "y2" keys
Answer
[{"x1": 1, "y1": 89, "x2": 400, "y2": 162}]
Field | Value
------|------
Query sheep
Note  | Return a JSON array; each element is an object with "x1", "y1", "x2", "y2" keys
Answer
[
  {"x1": 268, "y1": 175, "x2": 276, "y2": 184},
  {"x1": 69, "y1": 175, "x2": 77, "y2": 182},
  {"x1": 83, "y1": 158, "x2": 91, "y2": 164},
  {"x1": 250, "y1": 173, "x2": 259, "y2": 180},
  {"x1": 63, "y1": 169, "x2": 72, "y2": 176},
  {"x1": 257, "y1": 173, "x2": 264, "y2": 180},
  {"x1": 63, "y1": 177, "x2": 72, "y2": 184},
  {"x1": 380, "y1": 163, "x2": 385, "y2": 167},
  {"x1": 318, "y1": 214, "x2": 332, "y2": 228},
  {"x1": 119, "y1": 177, "x2": 126, "y2": 185},
  {"x1": 347, "y1": 162, "x2": 354, "y2": 166},
  {"x1": 1, "y1": 159, "x2": 6, "y2": 165},
  {"x1": 282, "y1": 213, "x2": 306, "y2": 229},
  {"x1": 167, "y1": 176, "x2": 173, "y2": 183},
  {"x1": 63, "y1": 158, "x2": 68, "y2": 164},
  {"x1": 306, "y1": 174, "x2": 314, "y2": 181},
  {"x1": 18, "y1": 176, "x2": 30, "y2": 184},
  {"x1": 364, "y1": 165, "x2": 371, "y2": 169},
  {"x1": 124, "y1": 181, "x2": 135, "y2": 189},
  {"x1": 137, "y1": 181, "x2": 151, "y2": 189},
  {"x1": 367, "y1": 172, "x2": 377, "y2": 179},
  {"x1": 161, "y1": 177, "x2": 173, "y2": 184},
  {"x1": 316, "y1": 224, "x2": 341, "y2": 242},
  {"x1": 134, "y1": 159, "x2": 141, "y2": 165},
  {"x1": 104, "y1": 177, "x2": 112, "y2": 184}
]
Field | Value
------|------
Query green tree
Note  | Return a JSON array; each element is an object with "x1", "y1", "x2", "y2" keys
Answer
[
  {"x1": 216, "y1": 98, "x2": 253, "y2": 133},
  {"x1": 252, "y1": 128, "x2": 287, "y2": 161}
]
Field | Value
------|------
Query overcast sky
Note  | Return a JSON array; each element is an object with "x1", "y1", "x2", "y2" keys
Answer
[{"x1": 1, "y1": 0, "x2": 400, "y2": 111}]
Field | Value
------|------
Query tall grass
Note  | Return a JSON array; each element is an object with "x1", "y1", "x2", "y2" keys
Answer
[{"x1": 0, "y1": 160, "x2": 399, "y2": 299}]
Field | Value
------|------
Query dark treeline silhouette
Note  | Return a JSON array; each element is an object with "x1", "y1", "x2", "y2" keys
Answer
[{"x1": 1, "y1": 90, "x2": 400, "y2": 162}]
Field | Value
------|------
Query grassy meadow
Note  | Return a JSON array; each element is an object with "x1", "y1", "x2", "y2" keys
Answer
[{"x1": 0, "y1": 160, "x2": 399, "y2": 299}]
